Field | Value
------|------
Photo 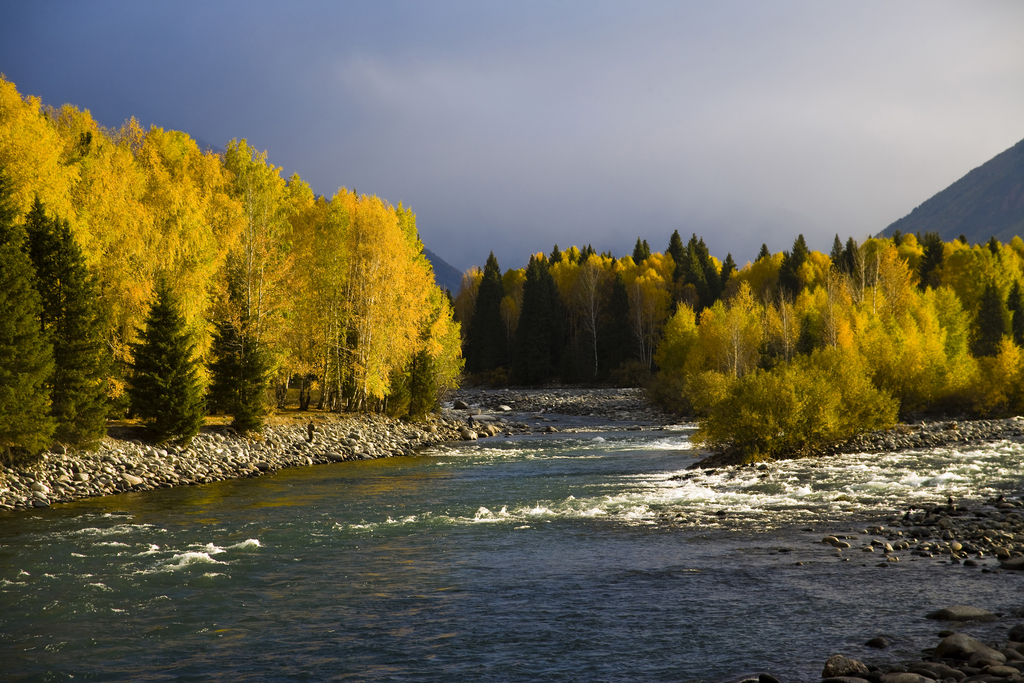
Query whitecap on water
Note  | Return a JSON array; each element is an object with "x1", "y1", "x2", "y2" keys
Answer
[{"x1": 144, "y1": 551, "x2": 225, "y2": 573}]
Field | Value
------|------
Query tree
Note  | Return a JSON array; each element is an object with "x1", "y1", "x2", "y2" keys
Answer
[
  {"x1": 918, "y1": 232, "x2": 944, "y2": 291},
  {"x1": 465, "y1": 252, "x2": 506, "y2": 374},
  {"x1": 972, "y1": 281, "x2": 1008, "y2": 358},
  {"x1": 829, "y1": 234, "x2": 844, "y2": 266},
  {"x1": 207, "y1": 277, "x2": 270, "y2": 434},
  {"x1": 719, "y1": 253, "x2": 737, "y2": 291},
  {"x1": 128, "y1": 280, "x2": 205, "y2": 443},
  {"x1": 24, "y1": 198, "x2": 108, "y2": 448},
  {"x1": 757, "y1": 244, "x2": 771, "y2": 262},
  {"x1": 1008, "y1": 281, "x2": 1024, "y2": 347},
  {"x1": 0, "y1": 170, "x2": 55, "y2": 464},
  {"x1": 778, "y1": 234, "x2": 809, "y2": 298},
  {"x1": 632, "y1": 238, "x2": 651, "y2": 263},
  {"x1": 514, "y1": 255, "x2": 558, "y2": 384},
  {"x1": 667, "y1": 230, "x2": 686, "y2": 283}
]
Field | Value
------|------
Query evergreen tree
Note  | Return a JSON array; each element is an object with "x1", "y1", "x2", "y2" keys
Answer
[
  {"x1": 549, "y1": 244, "x2": 562, "y2": 265},
  {"x1": 829, "y1": 234, "x2": 843, "y2": 266},
  {"x1": 720, "y1": 253, "x2": 737, "y2": 291},
  {"x1": 0, "y1": 172, "x2": 55, "y2": 464},
  {"x1": 987, "y1": 236, "x2": 1001, "y2": 256},
  {"x1": 1008, "y1": 281, "x2": 1024, "y2": 347},
  {"x1": 918, "y1": 232, "x2": 944, "y2": 291},
  {"x1": 891, "y1": 229, "x2": 904, "y2": 246},
  {"x1": 667, "y1": 230, "x2": 686, "y2": 283},
  {"x1": 778, "y1": 234, "x2": 809, "y2": 299},
  {"x1": 599, "y1": 272, "x2": 632, "y2": 373},
  {"x1": 972, "y1": 281, "x2": 1009, "y2": 358},
  {"x1": 513, "y1": 255, "x2": 557, "y2": 384},
  {"x1": 841, "y1": 237, "x2": 863, "y2": 292},
  {"x1": 128, "y1": 280, "x2": 205, "y2": 444},
  {"x1": 207, "y1": 264, "x2": 271, "y2": 434},
  {"x1": 24, "y1": 199, "x2": 109, "y2": 449},
  {"x1": 465, "y1": 252, "x2": 506, "y2": 374},
  {"x1": 632, "y1": 238, "x2": 651, "y2": 263},
  {"x1": 757, "y1": 244, "x2": 770, "y2": 262}
]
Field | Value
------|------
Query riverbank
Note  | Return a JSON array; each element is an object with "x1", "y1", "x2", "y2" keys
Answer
[{"x1": 0, "y1": 387, "x2": 674, "y2": 512}]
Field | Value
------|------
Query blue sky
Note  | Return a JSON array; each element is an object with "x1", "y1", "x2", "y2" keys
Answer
[{"x1": 2, "y1": 1, "x2": 1023, "y2": 271}]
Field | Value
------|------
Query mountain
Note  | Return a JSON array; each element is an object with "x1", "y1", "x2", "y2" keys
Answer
[
  {"x1": 423, "y1": 248, "x2": 464, "y2": 295},
  {"x1": 879, "y1": 137, "x2": 1024, "y2": 244}
]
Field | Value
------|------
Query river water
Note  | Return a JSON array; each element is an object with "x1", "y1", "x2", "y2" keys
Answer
[{"x1": 2, "y1": 425, "x2": 1023, "y2": 682}]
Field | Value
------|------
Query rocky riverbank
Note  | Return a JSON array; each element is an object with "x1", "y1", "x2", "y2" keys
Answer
[
  {"x1": 692, "y1": 417, "x2": 1024, "y2": 469},
  {"x1": 0, "y1": 412, "x2": 470, "y2": 512},
  {"x1": 0, "y1": 387, "x2": 676, "y2": 513}
]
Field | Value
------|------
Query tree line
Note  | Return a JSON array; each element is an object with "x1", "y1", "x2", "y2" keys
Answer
[
  {"x1": 457, "y1": 227, "x2": 1024, "y2": 459},
  {"x1": 0, "y1": 77, "x2": 462, "y2": 464}
]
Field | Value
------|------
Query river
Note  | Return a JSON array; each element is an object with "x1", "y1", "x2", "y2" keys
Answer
[{"x1": 2, "y1": 425, "x2": 1023, "y2": 682}]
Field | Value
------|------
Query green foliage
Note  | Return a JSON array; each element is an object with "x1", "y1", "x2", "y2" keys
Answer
[
  {"x1": 465, "y1": 252, "x2": 506, "y2": 374},
  {"x1": 693, "y1": 349, "x2": 898, "y2": 458},
  {"x1": 513, "y1": 255, "x2": 558, "y2": 384},
  {"x1": 128, "y1": 281, "x2": 205, "y2": 444},
  {"x1": 632, "y1": 238, "x2": 651, "y2": 263},
  {"x1": 667, "y1": 230, "x2": 685, "y2": 283},
  {"x1": 918, "y1": 232, "x2": 944, "y2": 290},
  {"x1": 208, "y1": 318, "x2": 269, "y2": 434},
  {"x1": 1007, "y1": 280, "x2": 1024, "y2": 346},
  {"x1": 25, "y1": 199, "x2": 109, "y2": 449},
  {"x1": 778, "y1": 234, "x2": 809, "y2": 298},
  {"x1": 972, "y1": 281, "x2": 1009, "y2": 357},
  {"x1": 0, "y1": 172, "x2": 55, "y2": 465}
]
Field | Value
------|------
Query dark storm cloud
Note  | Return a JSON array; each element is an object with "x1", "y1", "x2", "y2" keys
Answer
[{"x1": 2, "y1": 1, "x2": 1023, "y2": 271}]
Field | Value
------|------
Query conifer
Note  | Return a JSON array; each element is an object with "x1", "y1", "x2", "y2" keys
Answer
[
  {"x1": 720, "y1": 253, "x2": 737, "y2": 291},
  {"x1": 128, "y1": 280, "x2": 205, "y2": 444},
  {"x1": 829, "y1": 234, "x2": 843, "y2": 266},
  {"x1": 0, "y1": 172, "x2": 55, "y2": 464},
  {"x1": 1007, "y1": 281, "x2": 1024, "y2": 347},
  {"x1": 24, "y1": 199, "x2": 109, "y2": 449},
  {"x1": 667, "y1": 230, "x2": 686, "y2": 283},
  {"x1": 513, "y1": 255, "x2": 556, "y2": 384},
  {"x1": 465, "y1": 253, "x2": 506, "y2": 374},
  {"x1": 972, "y1": 281, "x2": 1009, "y2": 357},
  {"x1": 632, "y1": 238, "x2": 651, "y2": 263},
  {"x1": 757, "y1": 244, "x2": 770, "y2": 261},
  {"x1": 778, "y1": 234, "x2": 809, "y2": 298},
  {"x1": 918, "y1": 232, "x2": 944, "y2": 291}
]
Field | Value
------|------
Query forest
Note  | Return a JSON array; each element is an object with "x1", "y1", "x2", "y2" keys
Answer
[
  {"x1": 455, "y1": 229, "x2": 1024, "y2": 460},
  {"x1": 0, "y1": 77, "x2": 462, "y2": 464}
]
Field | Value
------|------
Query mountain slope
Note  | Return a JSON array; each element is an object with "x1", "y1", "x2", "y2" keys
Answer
[
  {"x1": 879, "y1": 137, "x2": 1024, "y2": 244},
  {"x1": 423, "y1": 248, "x2": 464, "y2": 294}
]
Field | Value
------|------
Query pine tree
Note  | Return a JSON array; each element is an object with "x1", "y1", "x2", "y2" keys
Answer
[
  {"x1": 513, "y1": 255, "x2": 557, "y2": 384},
  {"x1": 207, "y1": 270, "x2": 270, "y2": 434},
  {"x1": 1008, "y1": 281, "x2": 1024, "y2": 347},
  {"x1": 778, "y1": 234, "x2": 809, "y2": 299},
  {"x1": 24, "y1": 199, "x2": 109, "y2": 449},
  {"x1": 128, "y1": 280, "x2": 205, "y2": 444},
  {"x1": 465, "y1": 252, "x2": 506, "y2": 374},
  {"x1": 667, "y1": 230, "x2": 686, "y2": 283},
  {"x1": 632, "y1": 238, "x2": 651, "y2": 263},
  {"x1": 599, "y1": 272, "x2": 632, "y2": 373},
  {"x1": 0, "y1": 172, "x2": 55, "y2": 464},
  {"x1": 720, "y1": 253, "x2": 737, "y2": 291},
  {"x1": 757, "y1": 244, "x2": 770, "y2": 261},
  {"x1": 829, "y1": 234, "x2": 844, "y2": 266},
  {"x1": 972, "y1": 281, "x2": 1009, "y2": 358},
  {"x1": 918, "y1": 232, "x2": 944, "y2": 291}
]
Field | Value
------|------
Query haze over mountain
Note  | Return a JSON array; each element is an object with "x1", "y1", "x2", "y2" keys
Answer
[
  {"x1": 423, "y1": 248, "x2": 463, "y2": 294},
  {"x1": 880, "y1": 137, "x2": 1024, "y2": 245}
]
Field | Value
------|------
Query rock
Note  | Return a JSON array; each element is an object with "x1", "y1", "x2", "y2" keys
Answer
[
  {"x1": 324, "y1": 453, "x2": 347, "y2": 462},
  {"x1": 880, "y1": 674, "x2": 934, "y2": 683},
  {"x1": 865, "y1": 636, "x2": 890, "y2": 649},
  {"x1": 911, "y1": 663, "x2": 965, "y2": 681},
  {"x1": 983, "y1": 665, "x2": 1021, "y2": 677},
  {"x1": 926, "y1": 606, "x2": 998, "y2": 622},
  {"x1": 459, "y1": 429, "x2": 477, "y2": 441},
  {"x1": 823, "y1": 536, "x2": 852, "y2": 549},
  {"x1": 30, "y1": 482, "x2": 50, "y2": 493},
  {"x1": 823, "y1": 655, "x2": 870, "y2": 678},
  {"x1": 821, "y1": 678, "x2": 870, "y2": 683},
  {"x1": 935, "y1": 633, "x2": 1005, "y2": 662},
  {"x1": 758, "y1": 675, "x2": 780, "y2": 683},
  {"x1": 1000, "y1": 556, "x2": 1024, "y2": 570},
  {"x1": 74, "y1": 472, "x2": 89, "y2": 482},
  {"x1": 254, "y1": 462, "x2": 271, "y2": 472},
  {"x1": 121, "y1": 473, "x2": 144, "y2": 487},
  {"x1": 453, "y1": 400, "x2": 469, "y2": 410},
  {"x1": 1009, "y1": 624, "x2": 1024, "y2": 642}
]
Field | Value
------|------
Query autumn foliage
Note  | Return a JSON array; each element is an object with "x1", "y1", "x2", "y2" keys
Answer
[{"x1": 0, "y1": 76, "x2": 461, "y2": 459}]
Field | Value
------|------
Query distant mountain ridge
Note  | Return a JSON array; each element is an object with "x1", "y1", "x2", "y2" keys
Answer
[
  {"x1": 879, "y1": 137, "x2": 1024, "y2": 244},
  {"x1": 423, "y1": 248, "x2": 464, "y2": 294}
]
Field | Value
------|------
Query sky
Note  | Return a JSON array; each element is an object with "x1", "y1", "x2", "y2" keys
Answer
[{"x1": 1, "y1": 1, "x2": 1023, "y2": 272}]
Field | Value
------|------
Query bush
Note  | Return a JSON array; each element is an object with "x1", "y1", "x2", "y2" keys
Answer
[{"x1": 693, "y1": 348, "x2": 897, "y2": 459}]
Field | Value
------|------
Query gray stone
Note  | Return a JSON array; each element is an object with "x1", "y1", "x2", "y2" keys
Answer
[
  {"x1": 879, "y1": 674, "x2": 934, "y2": 683},
  {"x1": 822, "y1": 655, "x2": 870, "y2": 678},
  {"x1": 926, "y1": 606, "x2": 998, "y2": 622},
  {"x1": 1009, "y1": 624, "x2": 1024, "y2": 642},
  {"x1": 935, "y1": 633, "x2": 1000, "y2": 661},
  {"x1": 1000, "y1": 556, "x2": 1024, "y2": 570},
  {"x1": 865, "y1": 636, "x2": 890, "y2": 649},
  {"x1": 121, "y1": 473, "x2": 144, "y2": 487}
]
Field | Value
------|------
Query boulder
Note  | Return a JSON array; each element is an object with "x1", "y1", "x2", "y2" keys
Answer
[
  {"x1": 1000, "y1": 556, "x2": 1024, "y2": 571},
  {"x1": 453, "y1": 400, "x2": 469, "y2": 410},
  {"x1": 925, "y1": 606, "x2": 998, "y2": 622},
  {"x1": 1009, "y1": 624, "x2": 1024, "y2": 642},
  {"x1": 121, "y1": 473, "x2": 144, "y2": 487},
  {"x1": 880, "y1": 674, "x2": 934, "y2": 683},
  {"x1": 822, "y1": 655, "x2": 870, "y2": 679},
  {"x1": 865, "y1": 636, "x2": 890, "y2": 649},
  {"x1": 934, "y1": 633, "x2": 1005, "y2": 663}
]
